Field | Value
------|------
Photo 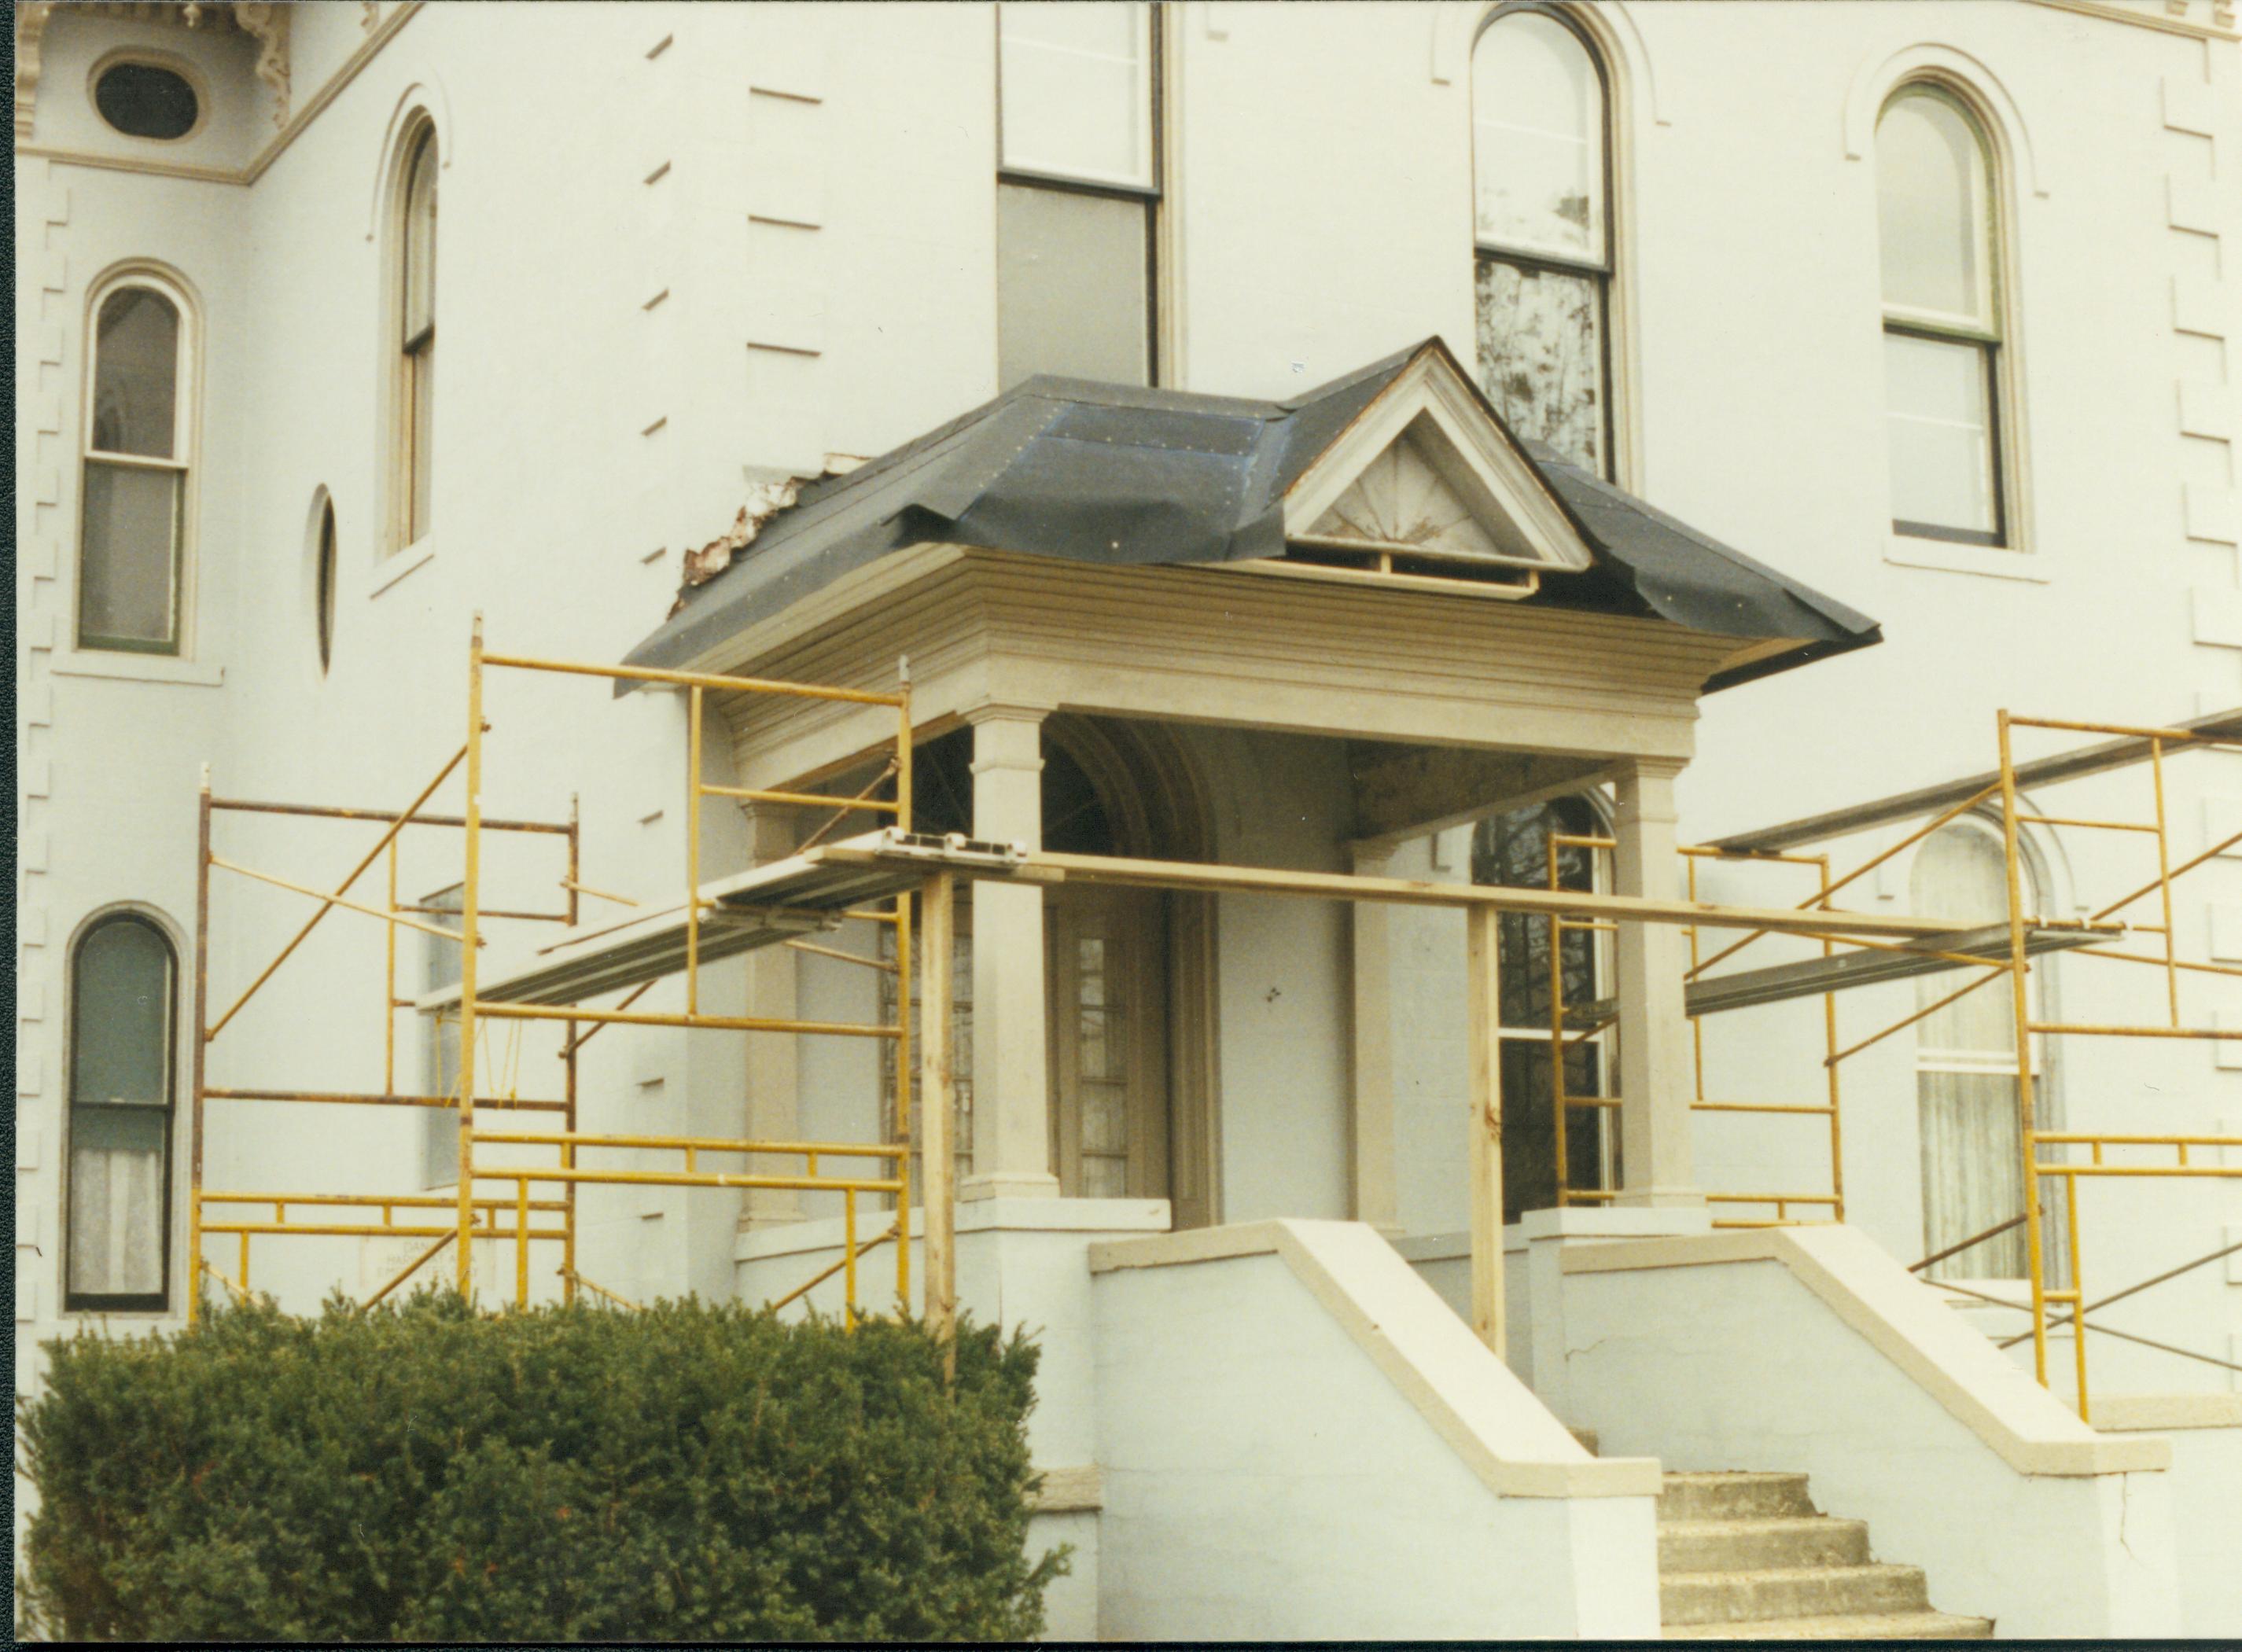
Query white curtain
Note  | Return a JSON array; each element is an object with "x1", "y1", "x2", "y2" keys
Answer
[
  {"x1": 68, "y1": 1128, "x2": 164, "y2": 1297},
  {"x1": 1913, "y1": 825, "x2": 2031, "y2": 1279}
]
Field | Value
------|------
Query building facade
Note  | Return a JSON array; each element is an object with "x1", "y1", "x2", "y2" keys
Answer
[{"x1": 13, "y1": 1, "x2": 2242, "y2": 1638}]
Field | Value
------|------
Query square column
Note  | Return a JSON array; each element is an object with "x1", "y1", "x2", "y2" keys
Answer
[
  {"x1": 1347, "y1": 841, "x2": 1401, "y2": 1234},
  {"x1": 963, "y1": 706, "x2": 1062, "y2": 1201},
  {"x1": 1611, "y1": 759, "x2": 1700, "y2": 1208}
]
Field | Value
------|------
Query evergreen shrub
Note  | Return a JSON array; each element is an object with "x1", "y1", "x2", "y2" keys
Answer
[{"x1": 17, "y1": 1292, "x2": 1064, "y2": 1642}]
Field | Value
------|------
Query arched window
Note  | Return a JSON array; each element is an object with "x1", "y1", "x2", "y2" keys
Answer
[
  {"x1": 1471, "y1": 6, "x2": 1612, "y2": 476},
  {"x1": 393, "y1": 122, "x2": 439, "y2": 551},
  {"x1": 314, "y1": 497, "x2": 338, "y2": 673},
  {"x1": 79, "y1": 277, "x2": 192, "y2": 654},
  {"x1": 1472, "y1": 795, "x2": 1614, "y2": 1219},
  {"x1": 65, "y1": 914, "x2": 179, "y2": 1311},
  {"x1": 1912, "y1": 821, "x2": 2031, "y2": 1277},
  {"x1": 1876, "y1": 86, "x2": 2008, "y2": 546}
]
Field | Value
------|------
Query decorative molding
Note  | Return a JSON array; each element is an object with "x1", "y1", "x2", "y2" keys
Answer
[
  {"x1": 16, "y1": 2, "x2": 56, "y2": 142},
  {"x1": 2027, "y1": 0, "x2": 2239, "y2": 40},
  {"x1": 13, "y1": 143, "x2": 242, "y2": 186},
  {"x1": 16, "y1": 3, "x2": 420, "y2": 188},
  {"x1": 1842, "y1": 44, "x2": 2047, "y2": 200},
  {"x1": 1429, "y1": 1, "x2": 1667, "y2": 128},
  {"x1": 232, "y1": 2, "x2": 290, "y2": 127}
]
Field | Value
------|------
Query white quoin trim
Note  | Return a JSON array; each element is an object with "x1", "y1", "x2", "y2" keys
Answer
[{"x1": 1279, "y1": 346, "x2": 1596, "y2": 575}]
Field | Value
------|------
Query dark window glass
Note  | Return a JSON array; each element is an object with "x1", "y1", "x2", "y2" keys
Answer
[
  {"x1": 94, "y1": 62, "x2": 200, "y2": 142},
  {"x1": 315, "y1": 502, "x2": 337, "y2": 672},
  {"x1": 1472, "y1": 8, "x2": 1614, "y2": 476},
  {"x1": 67, "y1": 915, "x2": 177, "y2": 1311},
  {"x1": 1474, "y1": 795, "x2": 1616, "y2": 1218}
]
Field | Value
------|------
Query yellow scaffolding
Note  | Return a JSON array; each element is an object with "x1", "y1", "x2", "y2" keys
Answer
[
  {"x1": 1591, "y1": 707, "x2": 2242, "y2": 1418},
  {"x1": 188, "y1": 623, "x2": 938, "y2": 1332},
  {"x1": 1994, "y1": 713, "x2": 2242, "y2": 1419},
  {"x1": 1548, "y1": 837, "x2": 1852, "y2": 1228}
]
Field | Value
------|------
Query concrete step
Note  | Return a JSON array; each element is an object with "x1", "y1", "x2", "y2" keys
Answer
[
  {"x1": 1658, "y1": 1470, "x2": 1817, "y2": 1523},
  {"x1": 1668, "y1": 1613, "x2": 2000, "y2": 1640},
  {"x1": 1659, "y1": 1515, "x2": 1872, "y2": 1573},
  {"x1": 1660, "y1": 1563, "x2": 1931, "y2": 1627},
  {"x1": 1668, "y1": 1609, "x2": 1995, "y2": 1640}
]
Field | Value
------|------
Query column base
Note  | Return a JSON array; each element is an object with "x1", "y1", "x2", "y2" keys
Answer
[
  {"x1": 1611, "y1": 1186, "x2": 1707, "y2": 1211},
  {"x1": 960, "y1": 1171, "x2": 1064, "y2": 1203}
]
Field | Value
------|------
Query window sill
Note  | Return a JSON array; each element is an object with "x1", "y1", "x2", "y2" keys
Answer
[
  {"x1": 1883, "y1": 535, "x2": 2047, "y2": 584},
  {"x1": 370, "y1": 541, "x2": 436, "y2": 597},
  {"x1": 50, "y1": 650, "x2": 223, "y2": 687}
]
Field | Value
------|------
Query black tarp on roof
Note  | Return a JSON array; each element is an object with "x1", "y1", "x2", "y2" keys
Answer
[{"x1": 620, "y1": 338, "x2": 1879, "y2": 694}]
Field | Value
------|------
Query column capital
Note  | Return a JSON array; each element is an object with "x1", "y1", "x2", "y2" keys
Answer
[{"x1": 963, "y1": 701, "x2": 1054, "y2": 727}]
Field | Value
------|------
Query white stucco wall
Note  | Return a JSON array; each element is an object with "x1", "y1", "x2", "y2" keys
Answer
[{"x1": 1092, "y1": 1221, "x2": 1661, "y2": 1641}]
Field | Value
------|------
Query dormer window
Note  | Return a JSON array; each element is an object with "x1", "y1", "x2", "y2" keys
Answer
[{"x1": 1269, "y1": 344, "x2": 1594, "y2": 598}]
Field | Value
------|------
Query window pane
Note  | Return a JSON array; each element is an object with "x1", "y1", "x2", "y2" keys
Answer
[
  {"x1": 999, "y1": 2, "x2": 1151, "y2": 187},
  {"x1": 1474, "y1": 798, "x2": 1600, "y2": 1028},
  {"x1": 316, "y1": 505, "x2": 337, "y2": 672},
  {"x1": 1472, "y1": 12, "x2": 1604, "y2": 263},
  {"x1": 80, "y1": 461, "x2": 181, "y2": 649},
  {"x1": 91, "y1": 287, "x2": 180, "y2": 459},
  {"x1": 1918, "y1": 1069, "x2": 2027, "y2": 1279},
  {"x1": 1913, "y1": 826, "x2": 2017, "y2": 1054},
  {"x1": 69, "y1": 1106, "x2": 167, "y2": 1297},
  {"x1": 1499, "y1": 1039, "x2": 1603, "y2": 1223},
  {"x1": 94, "y1": 61, "x2": 200, "y2": 142},
  {"x1": 72, "y1": 919, "x2": 174, "y2": 1107},
  {"x1": 997, "y1": 183, "x2": 1150, "y2": 389},
  {"x1": 423, "y1": 889, "x2": 465, "y2": 1188},
  {"x1": 408, "y1": 347, "x2": 436, "y2": 543},
  {"x1": 1877, "y1": 92, "x2": 1990, "y2": 325},
  {"x1": 1476, "y1": 258, "x2": 1604, "y2": 475},
  {"x1": 1884, "y1": 332, "x2": 1997, "y2": 539},
  {"x1": 403, "y1": 133, "x2": 438, "y2": 340}
]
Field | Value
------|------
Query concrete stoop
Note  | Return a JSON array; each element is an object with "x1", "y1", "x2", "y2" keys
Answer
[{"x1": 1657, "y1": 1472, "x2": 1994, "y2": 1641}]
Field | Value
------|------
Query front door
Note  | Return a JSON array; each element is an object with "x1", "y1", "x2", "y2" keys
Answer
[{"x1": 1046, "y1": 883, "x2": 1170, "y2": 1199}]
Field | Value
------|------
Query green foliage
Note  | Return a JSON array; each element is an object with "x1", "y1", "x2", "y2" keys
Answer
[{"x1": 17, "y1": 1292, "x2": 1065, "y2": 1642}]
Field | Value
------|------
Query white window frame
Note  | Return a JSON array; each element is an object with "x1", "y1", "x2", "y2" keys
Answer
[
  {"x1": 994, "y1": 2, "x2": 1165, "y2": 388},
  {"x1": 388, "y1": 118, "x2": 439, "y2": 558},
  {"x1": 1876, "y1": 79, "x2": 2034, "y2": 579},
  {"x1": 1469, "y1": 2, "x2": 1618, "y2": 481},
  {"x1": 62, "y1": 907, "x2": 182, "y2": 1316},
  {"x1": 75, "y1": 268, "x2": 197, "y2": 658}
]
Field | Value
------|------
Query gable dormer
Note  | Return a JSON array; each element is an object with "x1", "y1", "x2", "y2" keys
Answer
[{"x1": 1269, "y1": 344, "x2": 1595, "y2": 598}]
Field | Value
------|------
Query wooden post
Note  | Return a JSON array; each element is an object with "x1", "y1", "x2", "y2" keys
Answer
[
  {"x1": 1467, "y1": 903, "x2": 1505, "y2": 1361},
  {"x1": 920, "y1": 871, "x2": 959, "y2": 1349}
]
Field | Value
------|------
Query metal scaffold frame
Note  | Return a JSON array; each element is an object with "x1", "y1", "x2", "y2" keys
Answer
[
  {"x1": 1569, "y1": 706, "x2": 2241, "y2": 1419},
  {"x1": 190, "y1": 622, "x2": 2233, "y2": 1411},
  {"x1": 189, "y1": 621, "x2": 945, "y2": 1334},
  {"x1": 1994, "y1": 713, "x2": 2242, "y2": 1420}
]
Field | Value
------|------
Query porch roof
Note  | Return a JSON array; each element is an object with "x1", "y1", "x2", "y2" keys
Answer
[{"x1": 620, "y1": 339, "x2": 1879, "y2": 694}]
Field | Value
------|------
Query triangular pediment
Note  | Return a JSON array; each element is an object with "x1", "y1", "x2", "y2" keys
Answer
[{"x1": 1281, "y1": 344, "x2": 1595, "y2": 576}]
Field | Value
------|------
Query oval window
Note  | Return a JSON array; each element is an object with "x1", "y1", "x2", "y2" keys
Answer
[{"x1": 94, "y1": 61, "x2": 200, "y2": 142}]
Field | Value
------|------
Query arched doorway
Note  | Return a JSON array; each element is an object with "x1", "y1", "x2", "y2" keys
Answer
[{"x1": 896, "y1": 716, "x2": 1216, "y2": 1220}]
